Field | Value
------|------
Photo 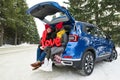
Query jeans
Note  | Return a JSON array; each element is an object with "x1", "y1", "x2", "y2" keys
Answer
[{"x1": 36, "y1": 48, "x2": 46, "y2": 62}]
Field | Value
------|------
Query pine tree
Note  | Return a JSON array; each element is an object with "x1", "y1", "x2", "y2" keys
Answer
[
  {"x1": 0, "y1": 0, "x2": 39, "y2": 46},
  {"x1": 65, "y1": 0, "x2": 120, "y2": 46}
]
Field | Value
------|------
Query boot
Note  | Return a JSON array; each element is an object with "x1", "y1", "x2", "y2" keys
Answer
[
  {"x1": 39, "y1": 58, "x2": 48, "y2": 70},
  {"x1": 31, "y1": 61, "x2": 44, "y2": 70},
  {"x1": 47, "y1": 59, "x2": 53, "y2": 71},
  {"x1": 32, "y1": 66, "x2": 40, "y2": 70},
  {"x1": 54, "y1": 55, "x2": 61, "y2": 63},
  {"x1": 40, "y1": 59, "x2": 53, "y2": 72},
  {"x1": 31, "y1": 61, "x2": 41, "y2": 67}
]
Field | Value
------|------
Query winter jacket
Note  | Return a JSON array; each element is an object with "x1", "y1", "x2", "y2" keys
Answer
[
  {"x1": 56, "y1": 29, "x2": 66, "y2": 38},
  {"x1": 50, "y1": 29, "x2": 68, "y2": 55},
  {"x1": 56, "y1": 29, "x2": 68, "y2": 47},
  {"x1": 39, "y1": 28, "x2": 68, "y2": 48},
  {"x1": 39, "y1": 30, "x2": 56, "y2": 48}
]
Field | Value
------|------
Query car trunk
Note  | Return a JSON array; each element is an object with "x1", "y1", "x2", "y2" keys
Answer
[{"x1": 27, "y1": 1, "x2": 75, "y2": 25}]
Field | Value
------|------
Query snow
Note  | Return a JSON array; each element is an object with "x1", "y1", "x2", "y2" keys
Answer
[
  {"x1": 0, "y1": 45, "x2": 120, "y2": 80},
  {"x1": 116, "y1": 47, "x2": 120, "y2": 56},
  {"x1": 0, "y1": 43, "x2": 31, "y2": 48}
]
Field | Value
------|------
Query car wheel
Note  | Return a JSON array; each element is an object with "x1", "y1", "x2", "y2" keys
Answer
[
  {"x1": 79, "y1": 51, "x2": 95, "y2": 76},
  {"x1": 112, "y1": 48, "x2": 117, "y2": 60},
  {"x1": 110, "y1": 48, "x2": 117, "y2": 61},
  {"x1": 106, "y1": 48, "x2": 118, "y2": 62}
]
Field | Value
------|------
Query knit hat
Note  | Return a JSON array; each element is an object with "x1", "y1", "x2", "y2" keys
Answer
[
  {"x1": 56, "y1": 22, "x2": 63, "y2": 30},
  {"x1": 45, "y1": 24, "x2": 51, "y2": 29}
]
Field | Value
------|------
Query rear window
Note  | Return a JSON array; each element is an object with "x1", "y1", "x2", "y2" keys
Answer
[{"x1": 43, "y1": 12, "x2": 69, "y2": 24}]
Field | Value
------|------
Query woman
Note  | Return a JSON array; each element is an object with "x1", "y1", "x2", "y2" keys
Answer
[{"x1": 31, "y1": 24, "x2": 55, "y2": 70}]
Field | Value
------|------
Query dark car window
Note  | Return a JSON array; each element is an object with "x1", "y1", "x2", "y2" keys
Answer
[
  {"x1": 83, "y1": 24, "x2": 106, "y2": 38},
  {"x1": 84, "y1": 25, "x2": 95, "y2": 35},
  {"x1": 84, "y1": 26, "x2": 100, "y2": 37},
  {"x1": 96, "y1": 28, "x2": 106, "y2": 38}
]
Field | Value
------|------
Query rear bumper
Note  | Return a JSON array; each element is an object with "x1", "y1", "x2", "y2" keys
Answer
[
  {"x1": 61, "y1": 58, "x2": 81, "y2": 66},
  {"x1": 54, "y1": 58, "x2": 82, "y2": 68}
]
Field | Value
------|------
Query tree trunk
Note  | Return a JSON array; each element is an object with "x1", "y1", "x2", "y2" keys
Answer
[
  {"x1": 15, "y1": 30, "x2": 17, "y2": 45},
  {"x1": 0, "y1": 26, "x2": 4, "y2": 46},
  {"x1": 95, "y1": 1, "x2": 99, "y2": 25}
]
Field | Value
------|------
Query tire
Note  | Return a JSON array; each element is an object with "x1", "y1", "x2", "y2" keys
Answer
[
  {"x1": 79, "y1": 51, "x2": 95, "y2": 76},
  {"x1": 112, "y1": 48, "x2": 118, "y2": 60},
  {"x1": 108, "y1": 48, "x2": 118, "y2": 62}
]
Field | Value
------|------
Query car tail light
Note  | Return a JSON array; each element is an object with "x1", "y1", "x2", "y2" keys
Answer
[
  {"x1": 69, "y1": 34, "x2": 79, "y2": 42},
  {"x1": 63, "y1": 56, "x2": 72, "y2": 58}
]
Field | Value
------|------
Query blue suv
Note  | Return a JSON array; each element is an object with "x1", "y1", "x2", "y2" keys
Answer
[{"x1": 27, "y1": 1, "x2": 117, "y2": 75}]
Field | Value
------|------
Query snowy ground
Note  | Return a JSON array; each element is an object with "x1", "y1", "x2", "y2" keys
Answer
[{"x1": 0, "y1": 44, "x2": 120, "y2": 80}]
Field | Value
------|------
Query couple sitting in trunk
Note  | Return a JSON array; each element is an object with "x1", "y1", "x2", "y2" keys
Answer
[{"x1": 31, "y1": 22, "x2": 68, "y2": 71}]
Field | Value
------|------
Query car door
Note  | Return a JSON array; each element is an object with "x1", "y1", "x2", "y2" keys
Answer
[
  {"x1": 82, "y1": 25, "x2": 104, "y2": 57},
  {"x1": 94, "y1": 27, "x2": 111, "y2": 56},
  {"x1": 87, "y1": 27, "x2": 106, "y2": 57},
  {"x1": 96, "y1": 28, "x2": 112, "y2": 55}
]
